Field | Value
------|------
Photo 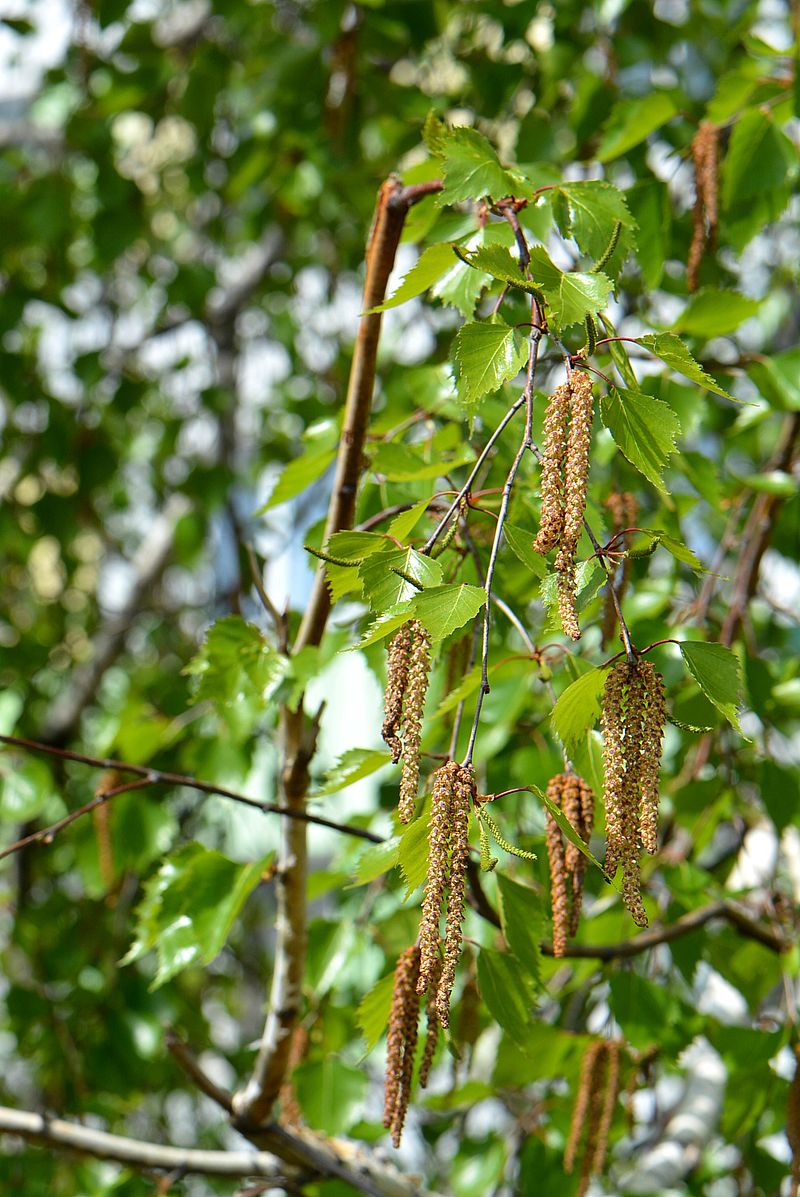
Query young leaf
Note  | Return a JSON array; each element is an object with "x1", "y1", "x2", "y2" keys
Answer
[
  {"x1": 398, "y1": 809, "x2": 430, "y2": 897},
  {"x1": 371, "y1": 440, "x2": 473, "y2": 481},
  {"x1": 600, "y1": 387, "x2": 681, "y2": 495},
  {"x1": 451, "y1": 318, "x2": 528, "y2": 417},
  {"x1": 496, "y1": 873, "x2": 545, "y2": 987},
  {"x1": 671, "y1": 290, "x2": 759, "y2": 339},
  {"x1": 409, "y1": 582, "x2": 486, "y2": 641},
  {"x1": 387, "y1": 495, "x2": 434, "y2": 542},
  {"x1": 477, "y1": 947, "x2": 536, "y2": 1047},
  {"x1": 293, "y1": 1058, "x2": 367, "y2": 1137},
  {"x1": 123, "y1": 844, "x2": 270, "y2": 988},
  {"x1": 550, "y1": 667, "x2": 608, "y2": 754},
  {"x1": 356, "y1": 971, "x2": 396, "y2": 1052},
  {"x1": 552, "y1": 180, "x2": 637, "y2": 267},
  {"x1": 258, "y1": 445, "x2": 336, "y2": 512},
  {"x1": 637, "y1": 333, "x2": 734, "y2": 400},
  {"x1": 527, "y1": 246, "x2": 613, "y2": 330},
  {"x1": 431, "y1": 223, "x2": 517, "y2": 317},
  {"x1": 368, "y1": 242, "x2": 458, "y2": 312},
  {"x1": 631, "y1": 529, "x2": 708, "y2": 573},
  {"x1": 600, "y1": 314, "x2": 639, "y2": 389},
  {"x1": 352, "y1": 608, "x2": 412, "y2": 650},
  {"x1": 184, "y1": 617, "x2": 287, "y2": 736},
  {"x1": 722, "y1": 108, "x2": 797, "y2": 207},
  {"x1": 358, "y1": 547, "x2": 443, "y2": 612},
  {"x1": 679, "y1": 642, "x2": 745, "y2": 734},
  {"x1": 434, "y1": 125, "x2": 523, "y2": 206},
  {"x1": 310, "y1": 748, "x2": 392, "y2": 799},
  {"x1": 350, "y1": 837, "x2": 400, "y2": 887},
  {"x1": 504, "y1": 523, "x2": 548, "y2": 578},
  {"x1": 458, "y1": 243, "x2": 540, "y2": 294},
  {"x1": 597, "y1": 92, "x2": 678, "y2": 161}
]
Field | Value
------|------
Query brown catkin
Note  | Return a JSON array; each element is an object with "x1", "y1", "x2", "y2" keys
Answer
[
  {"x1": 417, "y1": 763, "x2": 456, "y2": 993},
  {"x1": 565, "y1": 1040, "x2": 603, "y2": 1174},
  {"x1": 418, "y1": 956, "x2": 443, "y2": 1089},
  {"x1": 566, "y1": 1040, "x2": 621, "y2": 1197},
  {"x1": 555, "y1": 547, "x2": 581, "y2": 642},
  {"x1": 546, "y1": 809, "x2": 569, "y2": 958},
  {"x1": 688, "y1": 121, "x2": 719, "y2": 291},
  {"x1": 382, "y1": 622, "x2": 414, "y2": 763},
  {"x1": 601, "y1": 663, "x2": 628, "y2": 882},
  {"x1": 590, "y1": 1040, "x2": 620, "y2": 1178},
  {"x1": 397, "y1": 620, "x2": 431, "y2": 823},
  {"x1": 638, "y1": 661, "x2": 666, "y2": 855},
  {"x1": 788, "y1": 1044, "x2": 800, "y2": 1197},
  {"x1": 562, "y1": 371, "x2": 594, "y2": 550},
  {"x1": 533, "y1": 382, "x2": 571, "y2": 555},
  {"x1": 384, "y1": 944, "x2": 421, "y2": 1146},
  {"x1": 436, "y1": 765, "x2": 474, "y2": 1026}
]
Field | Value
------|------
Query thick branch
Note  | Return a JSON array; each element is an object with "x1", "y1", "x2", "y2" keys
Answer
[{"x1": 0, "y1": 1105, "x2": 288, "y2": 1181}]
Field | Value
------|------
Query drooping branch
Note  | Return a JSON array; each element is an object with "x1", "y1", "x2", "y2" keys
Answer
[
  {"x1": 0, "y1": 733, "x2": 383, "y2": 851},
  {"x1": 232, "y1": 176, "x2": 441, "y2": 1129}
]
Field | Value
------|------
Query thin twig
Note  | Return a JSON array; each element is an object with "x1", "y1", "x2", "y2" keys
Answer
[
  {"x1": 0, "y1": 734, "x2": 383, "y2": 848},
  {"x1": 165, "y1": 1030, "x2": 234, "y2": 1113},
  {"x1": 246, "y1": 544, "x2": 288, "y2": 652}
]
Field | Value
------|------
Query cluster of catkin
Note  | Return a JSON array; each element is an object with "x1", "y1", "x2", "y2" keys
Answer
[
  {"x1": 382, "y1": 618, "x2": 432, "y2": 823},
  {"x1": 383, "y1": 943, "x2": 443, "y2": 1146},
  {"x1": 545, "y1": 773, "x2": 595, "y2": 956},
  {"x1": 687, "y1": 120, "x2": 719, "y2": 292},
  {"x1": 601, "y1": 491, "x2": 638, "y2": 649},
  {"x1": 601, "y1": 659, "x2": 667, "y2": 927},
  {"x1": 533, "y1": 370, "x2": 595, "y2": 641},
  {"x1": 565, "y1": 1039, "x2": 621, "y2": 1197}
]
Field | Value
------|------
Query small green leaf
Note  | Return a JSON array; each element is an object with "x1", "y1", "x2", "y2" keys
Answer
[
  {"x1": 409, "y1": 582, "x2": 486, "y2": 641},
  {"x1": 679, "y1": 642, "x2": 745, "y2": 735},
  {"x1": 431, "y1": 224, "x2": 517, "y2": 317},
  {"x1": 458, "y1": 243, "x2": 540, "y2": 293},
  {"x1": 398, "y1": 810, "x2": 430, "y2": 897},
  {"x1": 631, "y1": 529, "x2": 708, "y2": 572},
  {"x1": 671, "y1": 290, "x2": 759, "y2": 340},
  {"x1": 550, "y1": 668, "x2": 608, "y2": 754},
  {"x1": 356, "y1": 972, "x2": 396, "y2": 1052},
  {"x1": 258, "y1": 446, "x2": 335, "y2": 512},
  {"x1": 434, "y1": 125, "x2": 524, "y2": 206},
  {"x1": 0, "y1": 758, "x2": 56, "y2": 822},
  {"x1": 527, "y1": 247, "x2": 613, "y2": 331},
  {"x1": 371, "y1": 440, "x2": 473, "y2": 481},
  {"x1": 310, "y1": 748, "x2": 391, "y2": 799},
  {"x1": 294, "y1": 1058, "x2": 367, "y2": 1136},
  {"x1": 358, "y1": 547, "x2": 443, "y2": 613},
  {"x1": 451, "y1": 318, "x2": 528, "y2": 417},
  {"x1": 637, "y1": 333, "x2": 734, "y2": 400},
  {"x1": 387, "y1": 495, "x2": 433, "y2": 541},
  {"x1": 626, "y1": 179, "x2": 670, "y2": 288},
  {"x1": 477, "y1": 947, "x2": 536, "y2": 1046},
  {"x1": 722, "y1": 108, "x2": 797, "y2": 207},
  {"x1": 597, "y1": 92, "x2": 678, "y2": 161},
  {"x1": 184, "y1": 617, "x2": 286, "y2": 737},
  {"x1": 504, "y1": 524, "x2": 548, "y2": 578},
  {"x1": 123, "y1": 844, "x2": 269, "y2": 988},
  {"x1": 600, "y1": 387, "x2": 681, "y2": 495},
  {"x1": 432, "y1": 664, "x2": 482, "y2": 720},
  {"x1": 552, "y1": 181, "x2": 637, "y2": 268},
  {"x1": 368, "y1": 242, "x2": 459, "y2": 312},
  {"x1": 496, "y1": 873, "x2": 545, "y2": 987}
]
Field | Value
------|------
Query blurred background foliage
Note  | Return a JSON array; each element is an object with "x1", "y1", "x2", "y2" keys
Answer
[{"x1": 0, "y1": 0, "x2": 798, "y2": 1194}]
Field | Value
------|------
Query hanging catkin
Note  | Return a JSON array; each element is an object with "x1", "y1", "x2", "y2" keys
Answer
[
  {"x1": 382, "y1": 618, "x2": 431, "y2": 824},
  {"x1": 565, "y1": 1039, "x2": 620, "y2": 1197},
  {"x1": 534, "y1": 370, "x2": 594, "y2": 641},
  {"x1": 418, "y1": 956, "x2": 442, "y2": 1089},
  {"x1": 601, "y1": 660, "x2": 666, "y2": 926},
  {"x1": 382, "y1": 622, "x2": 414, "y2": 763},
  {"x1": 687, "y1": 121, "x2": 719, "y2": 292},
  {"x1": 545, "y1": 772, "x2": 595, "y2": 954},
  {"x1": 383, "y1": 943, "x2": 421, "y2": 1148}
]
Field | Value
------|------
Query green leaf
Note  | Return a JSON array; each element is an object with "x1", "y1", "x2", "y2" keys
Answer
[
  {"x1": 552, "y1": 181, "x2": 637, "y2": 267},
  {"x1": 431, "y1": 223, "x2": 516, "y2": 317},
  {"x1": 356, "y1": 971, "x2": 396, "y2": 1052},
  {"x1": 597, "y1": 92, "x2": 678, "y2": 161},
  {"x1": 527, "y1": 246, "x2": 613, "y2": 331},
  {"x1": 496, "y1": 873, "x2": 545, "y2": 987},
  {"x1": 294, "y1": 1057, "x2": 368, "y2": 1136},
  {"x1": 458, "y1": 243, "x2": 540, "y2": 293},
  {"x1": 504, "y1": 523, "x2": 548, "y2": 578},
  {"x1": 722, "y1": 108, "x2": 797, "y2": 207},
  {"x1": 123, "y1": 843, "x2": 269, "y2": 988},
  {"x1": 550, "y1": 668, "x2": 608, "y2": 754},
  {"x1": 350, "y1": 837, "x2": 400, "y2": 886},
  {"x1": 638, "y1": 333, "x2": 734, "y2": 400},
  {"x1": 748, "y1": 347, "x2": 800, "y2": 411},
  {"x1": 540, "y1": 560, "x2": 604, "y2": 632},
  {"x1": 358, "y1": 547, "x2": 443, "y2": 613},
  {"x1": 626, "y1": 179, "x2": 670, "y2": 288},
  {"x1": 0, "y1": 758, "x2": 56, "y2": 822},
  {"x1": 371, "y1": 440, "x2": 473, "y2": 481},
  {"x1": 258, "y1": 445, "x2": 335, "y2": 512},
  {"x1": 409, "y1": 582, "x2": 486, "y2": 641},
  {"x1": 433, "y1": 125, "x2": 523, "y2": 206},
  {"x1": 184, "y1": 617, "x2": 286, "y2": 736},
  {"x1": 451, "y1": 318, "x2": 528, "y2": 417},
  {"x1": 629, "y1": 528, "x2": 708, "y2": 572},
  {"x1": 599, "y1": 314, "x2": 638, "y2": 389},
  {"x1": 322, "y1": 531, "x2": 389, "y2": 602},
  {"x1": 352, "y1": 609, "x2": 414, "y2": 650},
  {"x1": 600, "y1": 387, "x2": 681, "y2": 495},
  {"x1": 368, "y1": 242, "x2": 458, "y2": 312},
  {"x1": 387, "y1": 495, "x2": 433, "y2": 542},
  {"x1": 679, "y1": 642, "x2": 745, "y2": 735},
  {"x1": 398, "y1": 810, "x2": 430, "y2": 897},
  {"x1": 432, "y1": 664, "x2": 482, "y2": 720},
  {"x1": 671, "y1": 290, "x2": 759, "y2": 340},
  {"x1": 310, "y1": 748, "x2": 391, "y2": 798},
  {"x1": 476, "y1": 947, "x2": 536, "y2": 1046}
]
